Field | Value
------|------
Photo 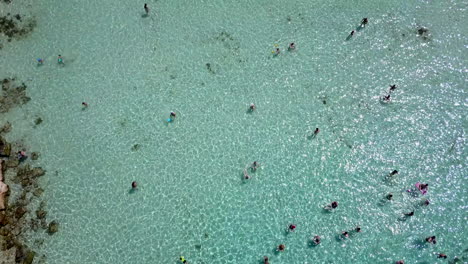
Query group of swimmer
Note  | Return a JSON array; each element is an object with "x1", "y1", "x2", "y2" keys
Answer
[
  {"x1": 103, "y1": 13, "x2": 449, "y2": 263},
  {"x1": 273, "y1": 43, "x2": 296, "y2": 56},
  {"x1": 36, "y1": 55, "x2": 64, "y2": 66}
]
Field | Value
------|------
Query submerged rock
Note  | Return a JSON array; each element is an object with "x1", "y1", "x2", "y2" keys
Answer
[
  {"x1": 0, "y1": 78, "x2": 31, "y2": 113},
  {"x1": 36, "y1": 209, "x2": 46, "y2": 219},
  {"x1": 14, "y1": 207, "x2": 27, "y2": 220},
  {"x1": 47, "y1": 221, "x2": 59, "y2": 234},
  {"x1": 33, "y1": 188, "x2": 44, "y2": 197},
  {"x1": 31, "y1": 152, "x2": 39, "y2": 160},
  {"x1": 0, "y1": 121, "x2": 11, "y2": 133},
  {"x1": 24, "y1": 250, "x2": 35, "y2": 264}
]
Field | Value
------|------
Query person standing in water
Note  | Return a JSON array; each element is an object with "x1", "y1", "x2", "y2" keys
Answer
[
  {"x1": 144, "y1": 3, "x2": 149, "y2": 15},
  {"x1": 57, "y1": 55, "x2": 64, "y2": 65}
]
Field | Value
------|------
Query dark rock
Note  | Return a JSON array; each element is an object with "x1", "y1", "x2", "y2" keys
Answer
[
  {"x1": 15, "y1": 207, "x2": 27, "y2": 219},
  {"x1": 131, "y1": 144, "x2": 141, "y2": 151},
  {"x1": 34, "y1": 117, "x2": 43, "y2": 125},
  {"x1": 47, "y1": 220, "x2": 59, "y2": 234},
  {"x1": 33, "y1": 188, "x2": 44, "y2": 197},
  {"x1": 40, "y1": 219, "x2": 47, "y2": 229},
  {"x1": 36, "y1": 209, "x2": 46, "y2": 219},
  {"x1": 31, "y1": 167, "x2": 45, "y2": 177},
  {"x1": 0, "y1": 212, "x2": 9, "y2": 226},
  {"x1": 31, "y1": 152, "x2": 39, "y2": 160},
  {"x1": 24, "y1": 250, "x2": 35, "y2": 264},
  {"x1": 0, "y1": 121, "x2": 11, "y2": 133},
  {"x1": 5, "y1": 158, "x2": 18, "y2": 168},
  {"x1": 14, "y1": 14, "x2": 21, "y2": 21}
]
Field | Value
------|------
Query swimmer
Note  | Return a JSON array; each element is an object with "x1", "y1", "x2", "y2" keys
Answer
[
  {"x1": 350, "y1": 30, "x2": 355, "y2": 36},
  {"x1": 180, "y1": 256, "x2": 187, "y2": 263},
  {"x1": 361, "y1": 18, "x2": 368, "y2": 26},
  {"x1": 342, "y1": 231, "x2": 349, "y2": 238},
  {"x1": 390, "y1": 170, "x2": 398, "y2": 176},
  {"x1": 288, "y1": 224, "x2": 296, "y2": 232},
  {"x1": 251, "y1": 161, "x2": 260, "y2": 171},
  {"x1": 288, "y1": 43, "x2": 296, "y2": 51},
  {"x1": 17, "y1": 151, "x2": 27, "y2": 162},
  {"x1": 82, "y1": 102, "x2": 88, "y2": 107},
  {"x1": 425, "y1": 236, "x2": 436, "y2": 244},
  {"x1": 249, "y1": 103, "x2": 256, "y2": 111},
  {"x1": 37, "y1": 58, "x2": 44, "y2": 65},
  {"x1": 57, "y1": 55, "x2": 64, "y2": 65},
  {"x1": 437, "y1": 253, "x2": 447, "y2": 259},
  {"x1": 404, "y1": 211, "x2": 414, "y2": 217},
  {"x1": 243, "y1": 169, "x2": 250, "y2": 180},
  {"x1": 355, "y1": 226, "x2": 361, "y2": 232},
  {"x1": 274, "y1": 48, "x2": 280, "y2": 55},
  {"x1": 389, "y1": 85, "x2": 397, "y2": 92},
  {"x1": 313, "y1": 235, "x2": 321, "y2": 245},
  {"x1": 263, "y1": 256, "x2": 269, "y2": 264},
  {"x1": 325, "y1": 201, "x2": 338, "y2": 210},
  {"x1": 386, "y1": 193, "x2": 393, "y2": 200},
  {"x1": 418, "y1": 183, "x2": 428, "y2": 192},
  {"x1": 395, "y1": 261, "x2": 404, "y2": 264},
  {"x1": 314, "y1": 128, "x2": 320, "y2": 136},
  {"x1": 168, "y1": 112, "x2": 176, "y2": 122},
  {"x1": 132, "y1": 181, "x2": 137, "y2": 189},
  {"x1": 382, "y1": 94, "x2": 391, "y2": 102},
  {"x1": 277, "y1": 244, "x2": 285, "y2": 251},
  {"x1": 144, "y1": 3, "x2": 149, "y2": 14},
  {"x1": 423, "y1": 199, "x2": 430, "y2": 206}
]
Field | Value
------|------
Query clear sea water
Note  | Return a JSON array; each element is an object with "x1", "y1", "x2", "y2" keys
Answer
[{"x1": 0, "y1": 0, "x2": 467, "y2": 263}]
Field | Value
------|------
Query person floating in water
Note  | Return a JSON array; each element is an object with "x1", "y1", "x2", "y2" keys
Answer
[
  {"x1": 342, "y1": 231, "x2": 349, "y2": 238},
  {"x1": 417, "y1": 183, "x2": 428, "y2": 194},
  {"x1": 132, "y1": 181, "x2": 137, "y2": 189},
  {"x1": 57, "y1": 55, "x2": 64, "y2": 65},
  {"x1": 404, "y1": 211, "x2": 414, "y2": 217},
  {"x1": 274, "y1": 48, "x2": 280, "y2": 56},
  {"x1": 437, "y1": 253, "x2": 447, "y2": 259},
  {"x1": 288, "y1": 224, "x2": 296, "y2": 232},
  {"x1": 425, "y1": 236, "x2": 436, "y2": 244},
  {"x1": 263, "y1": 256, "x2": 269, "y2": 264},
  {"x1": 144, "y1": 3, "x2": 149, "y2": 15},
  {"x1": 382, "y1": 94, "x2": 391, "y2": 102},
  {"x1": 37, "y1": 58, "x2": 44, "y2": 65},
  {"x1": 82, "y1": 102, "x2": 88, "y2": 108},
  {"x1": 313, "y1": 235, "x2": 321, "y2": 245},
  {"x1": 386, "y1": 193, "x2": 393, "y2": 200},
  {"x1": 168, "y1": 112, "x2": 176, "y2": 122},
  {"x1": 251, "y1": 161, "x2": 260, "y2": 171},
  {"x1": 395, "y1": 261, "x2": 404, "y2": 264},
  {"x1": 324, "y1": 201, "x2": 338, "y2": 210},
  {"x1": 288, "y1": 43, "x2": 296, "y2": 51},
  {"x1": 277, "y1": 244, "x2": 285, "y2": 251},
  {"x1": 314, "y1": 128, "x2": 320, "y2": 136},
  {"x1": 361, "y1": 18, "x2": 368, "y2": 27},
  {"x1": 389, "y1": 170, "x2": 398, "y2": 176},
  {"x1": 355, "y1": 226, "x2": 361, "y2": 232},
  {"x1": 249, "y1": 103, "x2": 256, "y2": 111},
  {"x1": 179, "y1": 256, "x2": 188, "y2": 263},
  {"x1": 243, "y1": 168, "x2": 250, "y2": 180},
  {"x1": 389, "y1": 84, "x2": 397, "y2": 92}
]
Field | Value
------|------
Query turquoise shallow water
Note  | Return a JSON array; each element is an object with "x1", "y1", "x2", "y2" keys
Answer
[{"x1": 0, "y1": 0, "x2": 467, "y2": 263}]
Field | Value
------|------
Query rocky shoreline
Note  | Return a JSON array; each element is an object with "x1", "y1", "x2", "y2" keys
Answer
[{"x1": 0, "y1": 78, "x2": 57, "y2": 264}]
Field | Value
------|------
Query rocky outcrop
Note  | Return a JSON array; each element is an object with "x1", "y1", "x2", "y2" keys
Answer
[{"x1": 0, "y1": 161, "x2": 7, "y2": 210}]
